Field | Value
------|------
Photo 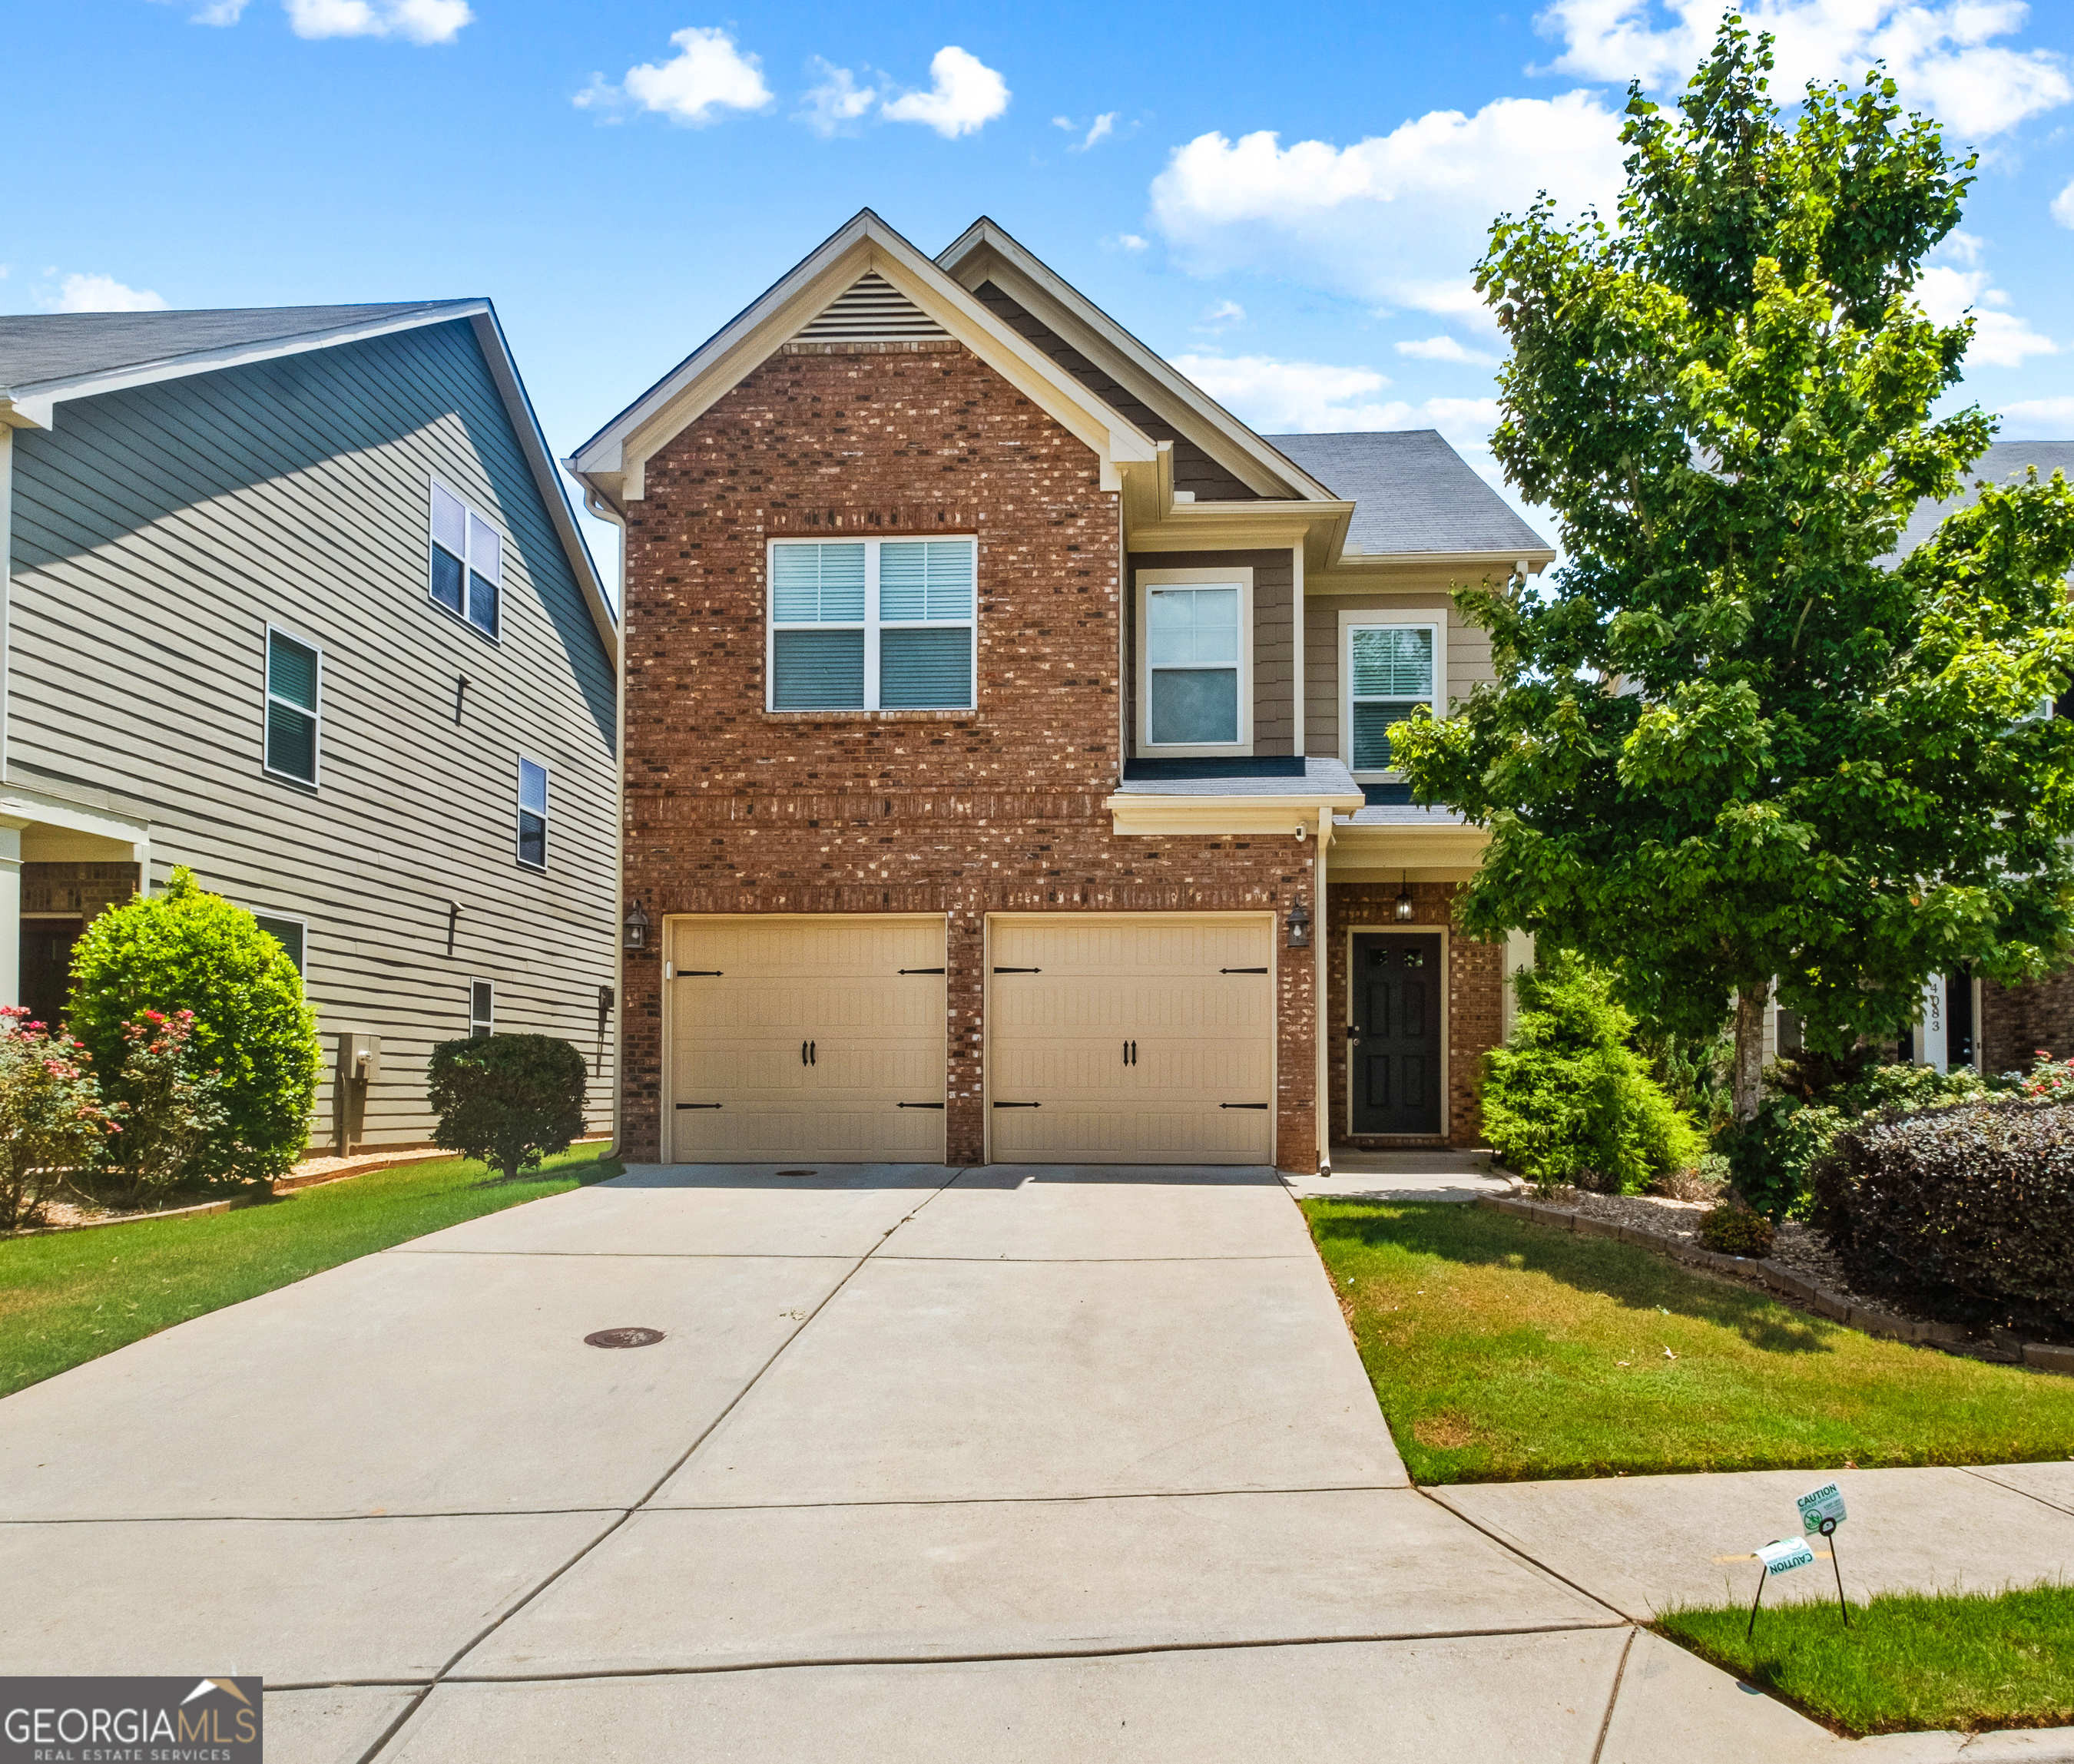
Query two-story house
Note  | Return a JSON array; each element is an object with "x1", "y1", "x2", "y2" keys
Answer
[
  {"x1": 0, "y1": 300, "x2": 619, "y2": 1151},
  {"x1": 571, "y1": 213, "x2": 1550, "y2": 1173}
]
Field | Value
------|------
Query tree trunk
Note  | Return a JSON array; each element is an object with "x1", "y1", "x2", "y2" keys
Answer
[{"x1": 1732, "y1": 982, "x2": 1770, "y2": 1124}]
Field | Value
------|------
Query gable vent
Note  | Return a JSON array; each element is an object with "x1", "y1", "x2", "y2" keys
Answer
[{"x1": 796, "y1": 271, "x2": 950, "y2": 344}]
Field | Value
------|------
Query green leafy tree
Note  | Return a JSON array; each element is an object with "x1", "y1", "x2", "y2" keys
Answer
[
  {"x1": 426, "y1": 1034, "x2": 588, "y2": 1182},
  {"x1": 1393, "y1": 17, "x2": 2074, "y2": 1120},
  {"x1": 68, "y1": 867, "x2": 320, "y2": 1182},
  {"x1": 1482, "y1": 951, "x2": 1705, "y2": 1193}
]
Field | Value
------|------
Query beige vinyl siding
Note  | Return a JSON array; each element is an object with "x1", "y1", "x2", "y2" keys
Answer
[
  {"x1": 1304, "y1": 591, "x2": 1493, "y2": 760},
  {"x1": 7, "y1": 319, "x2": 618, "y2": 1150},
  {"x1": 1125, "y1": 549, "x2": 1295, "y2": 757}
]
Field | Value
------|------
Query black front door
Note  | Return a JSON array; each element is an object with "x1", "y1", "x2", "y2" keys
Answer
[
  {"x1": 22, "y1": 918, "x2": 83, "y2": 1032},
  {"x1": 1350, "y1": 932, "x2": 1443, "y2": 1135}
]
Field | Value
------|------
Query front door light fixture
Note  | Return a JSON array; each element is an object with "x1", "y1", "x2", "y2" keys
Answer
[{"x1": 1287, "y1": 900, "x2": 1313, "y2": 948}]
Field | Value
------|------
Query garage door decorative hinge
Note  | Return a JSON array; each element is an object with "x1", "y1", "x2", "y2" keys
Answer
[
  {"x1": 1220, "y1": 967, "x2": 1269, "y2": 975},
  {"x1": 677, "y1": 970, "x2": 723, "y2": 977},
  {"x1": 992, "y1": 966, "x2": 1041, "y2": 974},
  {"x1": 896, "y1": 1101, "x2": 946, "y2": 1109},
  {"x1": 992, "y1": 1100, "x2": 1040, "y2": 1108},
  {"x1": 675, "y1": 1103, "x2": 722, "y2": 1110},
  {"x1": 898, "y1": 967, "x2": 946, "y2": 975},
  {"x1": 1220, "y1": 1103, "x2": 1270, "y2": 1110}
]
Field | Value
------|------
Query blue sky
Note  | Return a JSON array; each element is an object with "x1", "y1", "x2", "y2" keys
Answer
[{"x1": 10, "y1": 0, "x2": 2074, "y2": 575}]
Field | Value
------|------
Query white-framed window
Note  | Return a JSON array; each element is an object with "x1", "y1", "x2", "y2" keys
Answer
[
  {"x1": 263, "y1": 625, "x2": 321, "y2": 785},
  {"x1": 1340, "y1": 609, "x2": 1445, "y2": 779},
  {"x1": 516, "y1": 756, "x2": 548, "y2": 869},
  {"x1": 767, "y1": 537, "x2": 976, "y2": 711},
  {"x1": 430, "y1": 479, "x2": 502, "y2": 639},
  {"x1": 1135, "y1": 567, "x2": 1253, "y2": 754},
  {"x1": 253, "y1": 912, "x2": 307, "y2": 975},
  {"x1": 469, "y1": 979, "x2": 494, "y2": 1038}
]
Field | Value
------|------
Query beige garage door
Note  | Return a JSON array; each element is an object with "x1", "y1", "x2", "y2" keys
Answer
[
  {"x1": 668, "y1": 915, "x2": 947, "y2": 1162},
  {"x1": 987, "y1": 914, "x2": 1275, "y2": 1165}
]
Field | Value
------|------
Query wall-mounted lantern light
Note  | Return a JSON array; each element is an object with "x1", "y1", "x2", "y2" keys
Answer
[
  {"x1": 623, "y1": 900, "x2": 651, "y2": 952},
  {"x1": 1394, "y1": 870, "x2": 1416, "y2": 922},
  {"x1": 1286, "y1": 900, "x2": 1312, "y2": 949}
]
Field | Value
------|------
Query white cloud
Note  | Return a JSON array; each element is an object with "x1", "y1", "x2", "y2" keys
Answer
[
  {"x1": 2053, "y1": 179, "x2": 2074, "y2": 229},
  {"x1": 576, "y1": 25, "x2": 772, "y2": 125},
  {"x1": 1537, "y1": 0, "x2": 2070, "y2": 141},
  {"x1": 48, "y1": 273, "x2": 168, "y2": 313},
  {"x1": 800, "y1": 58, "x2": 876, "y2": 136},
  {"x1": 1916, "y1": 258, "x2": 2056, "y2": 368},
  {"x1": 1171, "y1": 353, "x2": 1405, "y2": 432},
  {"x1": 882, "y1": 45, "x2": 1009, "y2": 138},
  {"x1": 1396, "y1": 335, "x2": 1499, "y2": 365},
  {"x1": 283, "y1": 0, "x2": 471, "y2": 42},
  {"x1": 1148, "y1": 91, "x2": 1628, "y2": 320},
  {"x1": 1999, "y1": 396, "x2": 2074, "y2": 429},
  {"x1": 194, "y1": 0, "x2": 249, "y2": 21},
  {"x1": 1068, "y1": 111, "x2": 1118, "y2": 151},
  {"x1": 1115, "y1": 233, "x2": 1148, "y2": 251},
  {"x1": 1195, "y1": 300, "x2": 1246, "y2": 333}
]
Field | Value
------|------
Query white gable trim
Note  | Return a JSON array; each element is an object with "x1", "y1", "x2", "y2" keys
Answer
[{"x1": 568, "y1": 210, "x2": 1158, "y2": 506}]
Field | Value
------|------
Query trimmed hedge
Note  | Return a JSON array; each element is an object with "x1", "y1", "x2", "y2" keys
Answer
[
  {"x1": 427, "y1": 1034, "x2": 588, "y2": 1183},
  {"x1": 1811, "y1": 1099, "x2": 2074, "y2": 1333}
]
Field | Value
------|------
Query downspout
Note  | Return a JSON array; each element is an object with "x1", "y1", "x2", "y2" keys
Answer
[
  {"x1": 584, "y1": 484, "x2": 630, "y2": 1159},
  {"x1": 1314, "y1": 809, "x2": 1330, "y2": 1177}
]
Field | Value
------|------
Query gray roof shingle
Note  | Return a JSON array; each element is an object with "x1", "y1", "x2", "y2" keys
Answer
[
  {"x1": 1893, "y1": 441, "x2": 2074, "y2": 558},
  {"x1": 0, "y1": 302, "x2": 459, "y2": 395},
  {"x1": 1263, "y1": 429, "x2": 1549, "y2": 557}
]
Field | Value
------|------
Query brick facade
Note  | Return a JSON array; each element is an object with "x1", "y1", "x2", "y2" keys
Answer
[
  {"x1": 619, "y1": 339, "x2": 1324, "y2": 1167},
  {"x1": 1981, "y1": 971, "x2": 2074, "y2": 1075},
  {"x1": 21, "y1": 862, "x2": 140, "y2": 920},
  {"x1": 1324, "y1": 879, "x2": 1502, "y2": 1149}
]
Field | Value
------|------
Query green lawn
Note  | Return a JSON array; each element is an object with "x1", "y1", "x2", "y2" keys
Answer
[
  {"x1": 0, "y1": 1147, "x2": 621, "y2": 1398},
  {"x1": 1658, "y1": 1584, "x2": 2074, "y2": 1735},
  {"x1": 1304, "y1": 1200, "x2": 2074, "y2": 1484}
]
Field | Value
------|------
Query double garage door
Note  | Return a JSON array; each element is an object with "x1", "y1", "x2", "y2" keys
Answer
[{"x1": 666, "y1": 913, "x2": 1274, "y2": 1164}]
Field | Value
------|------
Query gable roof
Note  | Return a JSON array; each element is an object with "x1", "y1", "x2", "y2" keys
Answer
[
  {"x1": 0, "y1": 300, "x2": 615, "y2": 663},
  {"x1": 566, "y1": 209, "x2": 1163, "y2": 507},
  {"x1": 1265, "y1": 430, "x2": 1551, "y2": 558},
  {"x1": 1893, "y1": 440, "x2": 2074, "y2": 558}
]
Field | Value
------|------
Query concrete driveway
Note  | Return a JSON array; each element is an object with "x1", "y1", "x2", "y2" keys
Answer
[{"x1": 2, "y1": 1163, "x2": 2051, "y2": 1762}]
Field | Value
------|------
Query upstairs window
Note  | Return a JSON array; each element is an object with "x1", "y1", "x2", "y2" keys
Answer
[
  {"x1": 264, "y1": 627, "x2": 320, "y2": 784},
  {"x1": 470, "y1": 979, "x2": 494, "y2": 1038},
  {"x1": 516, "y1": 757, "x2": 548, "y2": 869},
  {"x1": 768, "y1": 538, "x2": 976, "y2": 711},
  {"x1": 1344, "y1": 618, "x2": 1442, "y2": 777},
  {"x1": 1136, "y1": 568, "x2": 1253, "y2": 754},
  {"x1": 253, "y1": 913, "x2": 306, "y2": 975},
  {"x1": 430, "y1": 481, "x2": 502, "y2": 638}
]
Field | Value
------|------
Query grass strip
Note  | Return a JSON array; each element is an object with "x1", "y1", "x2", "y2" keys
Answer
[
  {"x1": 0, "y1": 1147, "x2": 621, "y2": 1398},
  {"x1": 1303, "y1": 1199, "x2": 2074, "y2": 1483},
  {"x1": 1656, "y1": 1583, "x2": 2074, "y2": 1735}
]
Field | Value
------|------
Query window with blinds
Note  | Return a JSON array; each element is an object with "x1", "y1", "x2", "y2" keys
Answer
[
  {"x1": 516, "y1": 756, "x2": 548, "y2": 869},
  {"x1": 430, "y1": 480, "x2": 502, "y2": 638},
  {"x1": 1347, "y1": 624, "x2": 1438, "y2": 774},
  {"x1": 264, "y1": 627, "x2": 320, "y2": 785},
  {"x1": 769, "y1": 537, "x2": 976, "y2": 710}
]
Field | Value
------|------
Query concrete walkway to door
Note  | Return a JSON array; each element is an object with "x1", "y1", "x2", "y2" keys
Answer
[{"x1": 0, "y1": 1163, "x2": 2064, "y2": 1762}]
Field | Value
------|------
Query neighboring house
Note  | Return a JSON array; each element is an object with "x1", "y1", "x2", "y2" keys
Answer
[
  {"x1": 569, "y1": 210, "x2": 1552, "y2": 1172},
  {"x1": 1867, "y1": 439, "x2": 2074, "y2": 1078},
  {"x1": 0, "y1": 302, "x2": 620, "y2": 1151}
]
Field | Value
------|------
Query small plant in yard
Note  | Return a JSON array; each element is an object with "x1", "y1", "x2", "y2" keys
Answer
[
  {"x1": 2016, "y1": 1049, "x2": 2074, "y2": 1101},
  {"x1": 0, "y1": 1008, "x2": 115, "y2": 1230},
  {"x1": 427, "y1": 1033, "x2": 588, "y2": 1182},
  {"x1": 1699, "y1": 1200, "x2": 1775, "y2": 1257},
  {"x1": 68, "y1": 867, "x2": 320, "y2": 1184},
  {"x1": 1812, "y1": 1098, "x2": 2074, "y2": 1335},
  {"x1": 1481, "y1": 950, "x2": 1705, "y2": 1194},
  {"x1": 93, "y1": 1010, "x2": 227, "y2": 1208}
]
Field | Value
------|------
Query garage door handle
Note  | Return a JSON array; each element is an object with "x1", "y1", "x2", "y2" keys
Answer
[
  {"x1": 992, "y1": 966, "x2": 1041, "y2": 974},
  {"x1": 897, "y1": 1101, "x2": 946, "y2": 1109},
  {"x1": 675, "y1": 1103, "x2": 721, "y2": 1110},
  {"x1": 1221, "y1": 1103, "x2": 1270, "y2": 1110},
  {"x1": 898, "y1": 967, "x2": 946, "y2": 975},
  {"x1": 992, "y1": 1100, "x2": 1040, "y2": 1108},
  {"x1": 1220, "y1": 967, "x2": 1269, "y2": 975},
  {"x1": 1122, "y1": 1040, "x2": 1137, "y2": 1066}
]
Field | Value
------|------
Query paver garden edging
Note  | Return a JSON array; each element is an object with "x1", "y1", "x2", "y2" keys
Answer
[{"x1": 1472, "y1": 1194, "x2": 2072, "y2": 1376}]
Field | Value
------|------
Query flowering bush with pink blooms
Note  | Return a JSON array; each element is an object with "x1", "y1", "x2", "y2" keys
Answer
[
  {"x1": 2015, "y1": 1050, "x2": 2074, "y2": 1103},
  {"x1": 94, "y1": 1008, "x2": 227, "y2": 1206},
  {"x1": 0, "y1": 1006, "x2": 114, "y2": 1230}
]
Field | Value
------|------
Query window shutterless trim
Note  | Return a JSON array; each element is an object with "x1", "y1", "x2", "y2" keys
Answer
[
  {"x1": 1338, "y1": 607, "x2": 1445, "y2": 782},
  {"x1": 428, "y1": 476, "x2": 505, "y2": 644},
  {"x1": 1135, "y1": 565, "x2": 1254, "y2": 756},
  {"x1": 261, "y1": 623, "x2": 323, "y2": 788},
  {"x1": 515, "y1": 755, "x2": 548, "y2": 871},
  {"x1": 765, "y1": 536, "x2": 978, "y2": 713},
  {"x1": 469, "y1": 978, "x2": 495, "y2": 1038}
]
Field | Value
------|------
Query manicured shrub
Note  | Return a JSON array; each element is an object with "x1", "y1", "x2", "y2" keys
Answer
[
  {"x1": 427, "y1": 1034, "x2": 588, "y2": 1182},
  {"x1": 1482, "y1": 952, "x2": 1706, "y2": 1193},
  {"x1": 1725, "y1": 1059, "x2": 1993, "y2": 1220},
  {"x1": 68, "y1": 869, "x2": 320, "y2": 1183},
  {"x1": 0, "y1": 1007, "x2": 114, "y2": 1230},
  {"x1": 1811, "y1": 1099, "x2": 2074, "y2": 1333},
  {"x1": 1700, "y1": 1201, "x2": 1775, "y2": 1256},
  {"x1": 95, "y1": 1009, "x2": 228, "y2": 1206}
]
